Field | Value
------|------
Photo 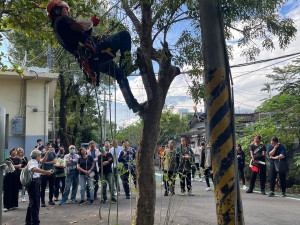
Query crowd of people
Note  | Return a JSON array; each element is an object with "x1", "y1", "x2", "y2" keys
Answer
[
  {"x1": 2, "y1": 135, "x2": 288, "y2": 225},
  {"x1": 160, "y1": 135, "x2": 288, "y2": 198},
  {"x1": 3, "y1": 138, "x2": 137, "y2": 225},
  {"x1": 160, "y1": 137, "x2": 213, "y2": 196}
]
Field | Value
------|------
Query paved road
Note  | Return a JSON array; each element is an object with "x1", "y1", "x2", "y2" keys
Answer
[{"x1": 2, "y1": 172, "x2": 300, "y2": 225}]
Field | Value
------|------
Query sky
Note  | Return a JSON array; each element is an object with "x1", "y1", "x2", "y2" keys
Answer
[
  {"x1": 1, "y1": 0, "x2": 299, "y2": 128},
  {"x1": 108, "y1": 0, "x2": 300, "y2": 127}
]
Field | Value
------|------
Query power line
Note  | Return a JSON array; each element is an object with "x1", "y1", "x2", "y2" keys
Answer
[
  {"x1": 231, "y1": 51, "x2": 300, "y2": 68},
  {"x1": 233, "y1": 54, "x2": 300, "y2": 79},
  {"x1": 26, "y1": 49, "x2": 48, "y2": 63}
]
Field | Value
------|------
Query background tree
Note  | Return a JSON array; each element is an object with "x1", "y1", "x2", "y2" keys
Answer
[
  {"x1": 116, "y1": 120, "x2": 143, "y2": 146},
  {"x1": 157, "y1": 107, "x2": 189, "y2": 145},
  {"x1": 237, "y1": 59, "x2": 300, "y2": 189}
]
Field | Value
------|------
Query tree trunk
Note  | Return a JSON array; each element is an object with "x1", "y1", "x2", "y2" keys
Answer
[
  {"x1": 58, "y1": 73, "x2": 70, "y2": 152},
  {"x1": 135, "y1": 89, "x2": 166, "y2": 225}
]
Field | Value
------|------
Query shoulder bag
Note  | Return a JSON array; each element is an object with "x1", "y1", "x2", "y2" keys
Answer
[{"x1": 274, "y1": 159, "x2": 289, "y2": 173}]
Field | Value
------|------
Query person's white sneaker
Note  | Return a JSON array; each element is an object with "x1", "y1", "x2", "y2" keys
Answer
[
  {"x1": 242, "y1": 185, "x2": 247, "y2": 190},
  {"x1": 188, "y1": 190, "x2": 195, "y2": 196},
  {"x1": 3, "y1": 208, "x2": 8, "y2": 212},
  {"x1": 22, "y1": 196, "x2": 26, "y2": 202},
  {"x1": 205, "y1": 187, "x2": 211, "y2": 191},
  {"x1": 180, "y1": 191, "x2": 185, "y2": 196},
  {"x1": 199, "y1": 178, "x2": 203, "y2": 182}
]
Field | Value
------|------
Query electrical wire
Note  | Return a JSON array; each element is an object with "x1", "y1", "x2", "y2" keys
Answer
[
  {"x1": 233, "y1": 54, "x2": 300, "y2": 79},
  {"x1": 231, "y1": 51, "x2": 300, "y2": 68}
]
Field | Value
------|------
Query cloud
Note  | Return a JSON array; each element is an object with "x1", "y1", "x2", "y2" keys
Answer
[{"x1": 110, "y1": 3, "x2": 300, "y2": 126}]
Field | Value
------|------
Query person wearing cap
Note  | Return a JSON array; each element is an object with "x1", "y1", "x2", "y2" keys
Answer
[
  {"x1": 46, "y1": 0, "x2": 140, "y2": 112},
  {"x1": 25, "y1": 149, "x2": 53, "y2": 225}
]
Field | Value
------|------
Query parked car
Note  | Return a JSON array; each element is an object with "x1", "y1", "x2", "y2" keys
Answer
[{"x1": 80, "y1": 143, "x2": 100, "y2": 149}]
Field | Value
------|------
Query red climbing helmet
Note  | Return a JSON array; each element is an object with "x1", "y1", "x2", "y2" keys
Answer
[{"x1": 47, "y1": 0, "x2": 70, "y2": 18}]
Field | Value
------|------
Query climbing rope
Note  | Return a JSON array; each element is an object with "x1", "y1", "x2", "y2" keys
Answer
[{"x1": 94, "y1": 84, "x2": 104, "y2": 221}]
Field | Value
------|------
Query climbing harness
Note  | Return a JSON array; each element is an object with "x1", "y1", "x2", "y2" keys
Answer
[{"x1": 76, "y1": 36, "x2": 113, "y2": 86}]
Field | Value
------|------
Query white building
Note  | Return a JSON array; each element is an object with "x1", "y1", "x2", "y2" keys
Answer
[{"x1": 0, "y1": 71, "x2": 58, "y2": 158}]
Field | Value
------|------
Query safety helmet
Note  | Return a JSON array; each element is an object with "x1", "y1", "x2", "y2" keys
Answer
[{"x1": 47, "y1": 0, "x2": 70, "y2": 18}]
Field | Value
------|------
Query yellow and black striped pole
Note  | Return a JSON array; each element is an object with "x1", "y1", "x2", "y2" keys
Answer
[{"x1": 199, "y1": 1, "x2": 244, "y2": 224}]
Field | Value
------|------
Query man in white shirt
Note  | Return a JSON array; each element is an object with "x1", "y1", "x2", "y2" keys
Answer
[
  {"x1": 26, "y1": 149, "x2": 53, "y2": 225},
  {"x1": 109, "y1": 139, "x2": 123, "y2": 194},
  {"x1": 87, "y1": 140, "x2": 100, "y2": 199}
]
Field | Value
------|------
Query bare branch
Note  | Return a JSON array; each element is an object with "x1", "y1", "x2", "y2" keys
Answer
[
  {"x1": 152, "y1": 2, "x2": 168, "y2": 25},
  {"x1": 152, "y1": 0, "x2": 187, "y2": 25},
  {"x1": 121, "y1": 0, "x2": 142, "y2": 36},
  {"x1": 152, "y1": 16, "x2": 191, "y2": 43},
  {"x1": 226, "y1": 24, "x2": 243, "y2": 33}
]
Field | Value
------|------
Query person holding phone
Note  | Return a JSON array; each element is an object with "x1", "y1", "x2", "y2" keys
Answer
[
  {"x1": 40, "y1": 143, "x2": 57, "y2": 207},
  {"x1": 267, "y1": 137, "x2": 287, "y2": 197}
]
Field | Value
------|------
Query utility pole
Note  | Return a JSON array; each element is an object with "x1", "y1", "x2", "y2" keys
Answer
[
  {"x1": 0, "y1": 106, "x2": 6, "y2": 222},
  {"x1": 53, "y1": 99, "x2": 56, "y2": 141},
  {"x1": 47, "y1": 46, "x2": 52, "y2": 71},
  {"x1": 199, "y1": 1, "x2": 244, "y2": 225}
]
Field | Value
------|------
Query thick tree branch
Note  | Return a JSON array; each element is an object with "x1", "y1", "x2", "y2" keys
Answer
[
  {"x1": 121, "y1": 0, "x2": 142, "y2": 36},
  {"x1": 157, "y1": 42, "x2": 180, "y2": 86},
  {"x1": 150, "y1": 48, "x2": 160, "y2": 62},
  {"x1": 136, "y1": 48, "x2": 156, "y2": 102},
  {"x1": 137, "y1": 2, "x2": 157, "y2": 101}
]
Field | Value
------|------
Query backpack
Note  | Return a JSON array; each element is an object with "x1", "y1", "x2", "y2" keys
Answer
[{"x1": 20, "y1": 167, "x2": 33, "y2": 187}]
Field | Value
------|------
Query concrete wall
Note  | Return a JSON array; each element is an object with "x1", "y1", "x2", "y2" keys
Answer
[{"x1": 0, "y1": 71, "x2": 58, "y2": 159}]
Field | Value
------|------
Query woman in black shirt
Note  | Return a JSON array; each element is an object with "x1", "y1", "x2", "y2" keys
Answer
[
  {"x1": 236, "y1": 144, "x2": 247, "y2": 190},
  {"x1": 246, "y1": 135, "x2": 266, "y2": 195},
  {"x1": 77, "y1": 147, "x2": 95, "y2": 205},
  {"x1": 3, "y1": 148, "x2": 22, "y2": 211}
]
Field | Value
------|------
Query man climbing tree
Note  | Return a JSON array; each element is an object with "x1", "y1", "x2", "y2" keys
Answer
[{"x1": 47, "y1": 0, "x2": 140, "y2": 112}]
